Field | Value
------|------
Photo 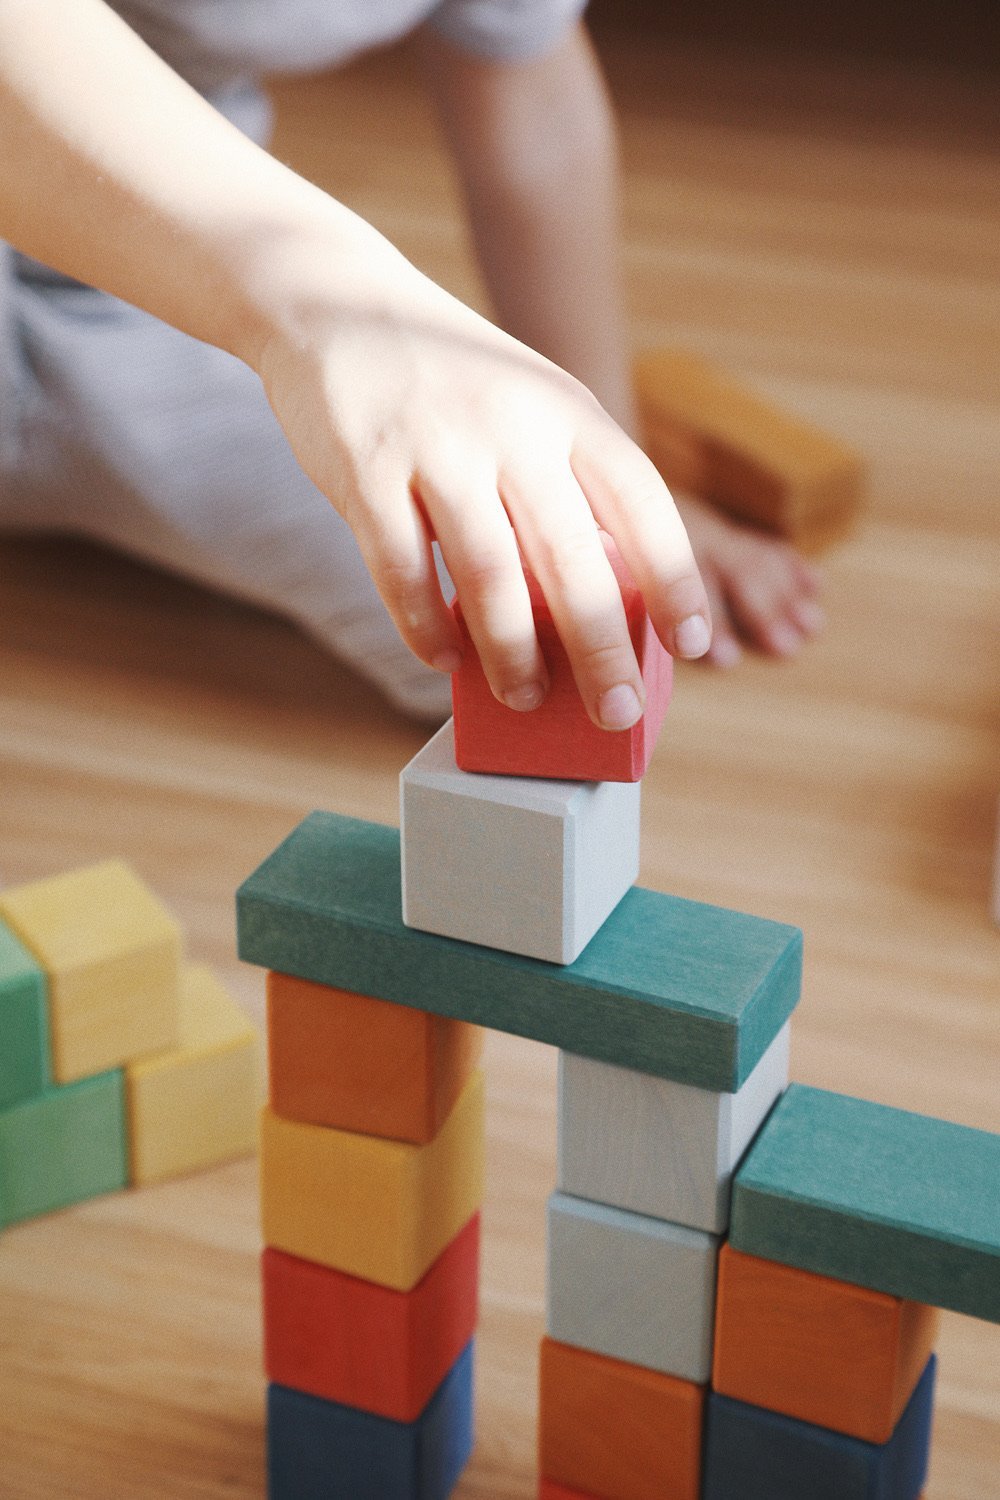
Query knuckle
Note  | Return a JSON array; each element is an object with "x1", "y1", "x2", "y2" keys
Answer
[
  {"x1": 376, "y1": 553, "x2": 431, "y2": 623},
  {"x1": 574, "y1": 634, "x2": 631, "y2": 682},
  {"x1": 457, "y1": 549, "x2": 514, "y2": 601},
  {"x1": 537, "y1": 527, "x2": 603, "y2": 590}
]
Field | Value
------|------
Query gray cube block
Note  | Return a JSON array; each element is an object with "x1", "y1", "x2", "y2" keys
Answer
[
  {"x1": 400, "y1": 721, "x2": 640, "y2": 964},
  {"x1": 558, "y1": 1023, "x2": 789, "y2": 1233},
  {"x1": 546, "y1": 1190, "x2": 721, "y2": 1382}
]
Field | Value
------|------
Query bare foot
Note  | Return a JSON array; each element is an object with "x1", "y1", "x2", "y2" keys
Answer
[{"x1": 676, "y1": 495, "x2": 825, "y2": 668}]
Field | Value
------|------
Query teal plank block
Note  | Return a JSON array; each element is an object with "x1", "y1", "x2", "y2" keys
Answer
[
  {"x1": 0, "y1": 1071, "x2": 128, "y2": 1229},
  {"x1": 236, "y1": 813, "x2": 802, "y2": 1091},
  {"x1": 731, "y1": 1084, "x2": 1000, "y2": 1323},
  {"x1": 0, "y1": 918, "x2": 50, "y2": 1111}
]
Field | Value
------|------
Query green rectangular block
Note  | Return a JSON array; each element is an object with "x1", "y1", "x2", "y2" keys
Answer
[
  {"x1": 0, "y1": 918, "x2": 51, "y2": 1111},
  {"x1": 236, "y1": 812, "x2": 802, "y2": 1091},
  {"x1": 0, "y1": 1070, "x2": 128, "y2": 1229},
  {"x1": 731, "y1": 1083, "x2": 1000, "y2": 1323}
]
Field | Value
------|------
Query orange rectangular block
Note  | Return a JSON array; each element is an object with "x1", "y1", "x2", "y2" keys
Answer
[
  {"x1": 712, "y1": 1243, "x2": 939, "y2": 1444},
  {"x1": 539, "y1": 1337, "x2": 704, "y2": 1500},
  {"x1": 540, "y1": 1483, "x2": 597, "y2": 1500},
  {"x1": 635, "y1": 348, "x2": 865, "y2": 553},
  {"x1": 266, "y1": 971, "x2": 482, "y2": 1143},
  {"x1": 263, "y1": 1212, "x2": 479, "y2": 1423}
]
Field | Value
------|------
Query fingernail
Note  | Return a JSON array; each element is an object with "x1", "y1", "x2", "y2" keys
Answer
[
  {"x1": 710, "y1": 637, "x2": 742, "y2": 669},
  {"x1": 674, "y1": 614, "x2": 711, "y2": 659},
  {"x1": 793, "y1": 599, "x2": 826, "y2": 635},
  {"x1": 597, "y1": 683, "x2": 642, "y2": 731},
  {"x1": 432, "y1": 649, "x2": 463, "y2": 674},
  {"x1": 504, "y1": 682, "x2": 546, "y2": 712}
]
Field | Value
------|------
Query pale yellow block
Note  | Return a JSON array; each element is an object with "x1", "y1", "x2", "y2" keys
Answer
[
  {"x1": 127, "y1": 964, "x2": 260, "y2": 1186},
  {"x1": 260, "y1": 1068, "x2": 485, "y2": 1292},
  {"x1": 0, "y1": 861, "x2": 181, "y2": 1084}
]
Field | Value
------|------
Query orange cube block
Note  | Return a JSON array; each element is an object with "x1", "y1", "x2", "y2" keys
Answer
[
  {"x1": 266, "y1": 971, "x2": 482, "y2": 1144},
  {"x1": 712, "y1": 1244, "x2": 939, "y2": 1444},
  {"x1": 539, "y1": 1337, "x2": 704, "y2": 1500},
  {"x1": 540, "y1": 1483, "x2": 597, "y2": 1499},
  {"x1": 263, "y1": 1212, "x2": 479, "y2": 1423}
]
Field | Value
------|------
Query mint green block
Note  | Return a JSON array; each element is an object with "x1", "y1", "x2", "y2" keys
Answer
[
  {"x1": 0, "y1": 1071, "x2": 128, "y2": 1229},
  {"x1": 731, "y1": 1083, "x2": 1000, "y2": 1323},
  {"x1": 236, "y1": 813, "x2": 802, "y2": 1091},
  {"x1": 0, "y1": 918, "x2": 50, "y2": 1111}
]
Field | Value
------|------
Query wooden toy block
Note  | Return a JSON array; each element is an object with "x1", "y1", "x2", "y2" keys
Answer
[
  {"x1": 730, "y1": 1084, "x2": 1000, "y2": 1323},
  {"x1": 712, "y1": 1243, "x2": 938, "y2": 1444},
  {"x1": 538, "y1": 1336, "x2": 704, "y2": 1500},
  {"x1": 126, "y1": 963, "x2": 258, "y2": 1186},
  {"x1": 0, "y1": 860, "x2": 181, "y2": 1084},
  {"x1": 237, "y1": 813, "x2": 802, "y2": 1092},
  {"x1": 546, "y1": 1191, "x2": 720, "y2": 1383},
  {"x1": 635, "y1": 348, "x2": 866, "y2": 553},
  {"x1": 0, "y1": 918, "x2": 50, "y2": 1111},
  {"x1": 0, "y1": 1070, "x2": 127, "y2": 1228},
  {"x1": 558, "y1": 1023, "x2": 789, "y2": 1234},
  {"x1": 450, "y1": 541, "x2": 672, "y2": 783},
  {"x1": 401, "y1": 721, "x2": 641, "y2": 964},
  {"x1": 267, "y1": 971, "x2": 481, "y2": 1144},
  {"x1": 262, "y1": 1213, "x2": 479, "y2": 1423},
  {"x1": 539, "y1": 1484, "x2": 598, "y2": 1500},
  {"x1": 702, "y1": 1353, "x2": 936, "y2": 1500},
  {"x1": 267, "y1": 1339, "x2": 474, "y2": 1500},
  {"x1": 260, "y1": 1069, "x2": 484, "y2": 1292}
]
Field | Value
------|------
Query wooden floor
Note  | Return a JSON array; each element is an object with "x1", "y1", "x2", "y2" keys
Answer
[{"x1": 1, "y1": 29, "x2": 998, "y2": 1500}]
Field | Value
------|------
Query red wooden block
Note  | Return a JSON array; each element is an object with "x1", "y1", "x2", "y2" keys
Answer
[
  {"x1": 451, "y1": 543, "x2": 672, "y2": 782},
  {"x1": 262, "y1": 1212, "x2": 479, "y2": 1423}
]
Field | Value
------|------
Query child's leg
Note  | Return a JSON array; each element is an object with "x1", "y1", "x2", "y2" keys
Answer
[{"x1": 2, "y1": 262, "x2": 452, "y2": 720}]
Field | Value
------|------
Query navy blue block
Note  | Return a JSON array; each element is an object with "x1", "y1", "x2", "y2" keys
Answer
[
  {"x1": 703, "y1": 1354, "x2": 936, "y2": 1500},
  {"x1": 268, "y1": 1340, "x2": 474, "y2": 1500}
]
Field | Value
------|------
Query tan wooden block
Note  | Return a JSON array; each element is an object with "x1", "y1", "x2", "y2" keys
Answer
[
  {"x1": 636, "y1": 349, "x2": 866, "y2": 552},
  {"x1": 126, "y1": 964, "x2": 260, "y2": 1185},
  {"x1": 0, "y1": 861, "x2": 181, "y2": 1083}
]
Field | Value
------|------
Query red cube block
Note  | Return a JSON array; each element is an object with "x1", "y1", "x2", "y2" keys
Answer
[
  {"x1": 262, "y1": 1212, "x2": 479, "y2": 1423},
  {"x1": 451, "y1": 546, "x2": 673, "y2": 783}
]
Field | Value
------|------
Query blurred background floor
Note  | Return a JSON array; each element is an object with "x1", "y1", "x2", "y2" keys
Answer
[{"x1": 0, "y1": 20, "x2": 997, "y2": 1500}]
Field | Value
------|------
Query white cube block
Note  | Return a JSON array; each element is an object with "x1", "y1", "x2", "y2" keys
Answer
[
  {"x1": 558, "y1": 1022, "x2": 790, "y2": 1232},
  {"x1": 546, "y1": 1190, "x2": 720, "y2": 1383},
  {"x1": 400, "y1": 720, "x2": 640, "y2": 964}
]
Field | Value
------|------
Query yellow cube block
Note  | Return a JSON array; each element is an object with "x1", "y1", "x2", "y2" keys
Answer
[
  {"x1": 127, "y1": 964, "x2": 260, "y2": 1186},
  {"x1": 0, "y1": 861, "x2": 181, "y2": 1084},
  {"x1": 260, "y1": 1069, "x2": 485, "y2": 1292}
]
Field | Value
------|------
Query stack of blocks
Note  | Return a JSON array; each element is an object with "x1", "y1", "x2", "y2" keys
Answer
[
  {"x1": 0, "y1": 861, "x2": 258, "y2": 1230},
  {"x1": 238, "y1": 558, "x2": 1000, "y2": 1499}
]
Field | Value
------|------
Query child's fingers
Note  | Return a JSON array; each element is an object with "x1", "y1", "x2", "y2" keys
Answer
[
  {"x1": 416, "y1": 465, "x2": 549, "y2": 709},
  {"x1": 502, "y1": 461, "x2": 647, "y2": 731},
  {"x1": 571, "y1": 425, "x2": 713, "y2": 662},
  {"x1": 350, "y1": 486, "x2": 464, "y2": 673}
]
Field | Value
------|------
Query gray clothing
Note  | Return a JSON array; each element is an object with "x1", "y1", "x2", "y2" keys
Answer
[{"x1": 1, "y1": 1, "x2": 587, "y2": 718}]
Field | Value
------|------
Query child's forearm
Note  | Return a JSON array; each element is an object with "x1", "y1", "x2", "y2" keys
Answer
[
  {"x1": 0, "y1": 0, "x2": 398, "y2": 363},
  {"x1": 0, "y1": 0, "x2": 711, "y2": 725},
  {"x1": 418, "y1": 21, "x2": 638, "y2": 436}
]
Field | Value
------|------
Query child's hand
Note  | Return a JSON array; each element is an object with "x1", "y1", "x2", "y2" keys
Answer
[{"x1": 255, "y1": 243, "x2": 712, "y2": 731}]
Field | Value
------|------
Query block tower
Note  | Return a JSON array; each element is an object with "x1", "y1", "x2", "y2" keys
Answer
[
  {"x1": 0, "y1": 861, "x2": 258, "y2": 1230},
  {"x1": 238, "y1": 558, "x2": 1000, "y2": 1500}
]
